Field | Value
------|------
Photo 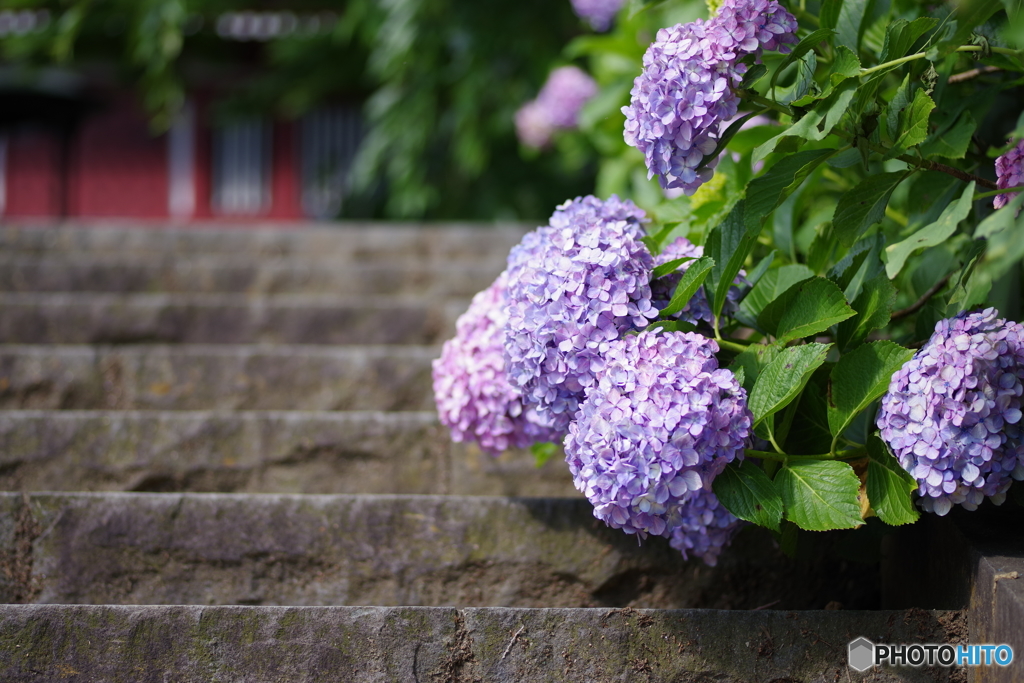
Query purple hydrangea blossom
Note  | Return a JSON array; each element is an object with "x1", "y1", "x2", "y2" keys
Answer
[
  {"x1": 651, "y1": 236, "x2": 745, "y2": 327},
  {"x1": 504, "y1": 195, "x2": 656, "y2": 432},
  {"x1": 667, "y1": 488, "x2": 744, "y2": 566},
  {"x1": 994, "y1": 140, "x2": 1024, "y2": 210},
  {"x1": 570, "y1": 0, "x2": 624, "y2": 32},
  {"x1": 433, "y1": 271, "x2": 563, "y2": 455},
  {"x1": 564, "y1": 330, "x2": 752, "y2": 539},
  {"x1": 515, "y1": 66, "x2": 598, "y2": 149},
  {"x1": 877, "y1": 308, "x2": 1024, "y2": 515},
  {"x1": 622, "y1": 0, "x2": 797, "y2": 193}
]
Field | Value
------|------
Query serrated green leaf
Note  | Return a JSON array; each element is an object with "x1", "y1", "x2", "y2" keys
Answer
[
  {"x1": 885, "y1": 181, "x2": 974, "y2": 278},
  {"x1": 885, "y1": 88, "x2": 935, "y2": 160},
  {"x1": 807, "y1": 223, "x2": 838, "y2": 274},
  {"x1": 748, "y1": 343, "x2": 830, "y2": 426},
  {"x1": 738, "y1": 264, "x2": 815, "y2": 325},
  {"x1": 659, "y1": 256, "x2": 714, "y2": 317},
  {"x1": 775, "y1": 460, "x2": 863, "y2": 531},
  {"x1": 713, "y1": 460, "x2": 784, "y2": 531},
  {"x1": 786, "y1": 366, "x2": 837, "y2": 456},
  {"x1": 770, "y1": 28, "x2": 837, "y2": 94},
  {"x1": 757, "y1": 82, "x2": 857, "y2": 159},
  {"x1": 837, "y1": 272, "x2": 897, "y2": 351},
  {"x1": 729, "y1": 345, "x2": 781, "y2": 393},
  {"x1": 757, "y1": 277, "x2": 855, "y2": 344},
  {"x1": 880, "y1": 17, "x2": 939, "y2": 62},
  {"x1": 833, "y1": 172, "x2": 908, "y2": 248},
  {"x1": 827, "y1": 341, "x2": 914, "y2": 441},
  {"x1": 652, "y1": 256, "x2": 694, "y2": 279},
  {"x1": 830, "y1": 45, "x2": 862, "y2": 81},
  {"x1": 746, "y1": 149, "x2": 836, "y2": 228},
  {"x1": 920, "y1": 110, "x2": 976, "y2": 159},
  {"x1": 884, "y1": 76, "x2": 912, "y2": 142},
  {"x1": 866, "y1": 436, "x2": 920, "y2": 526}
]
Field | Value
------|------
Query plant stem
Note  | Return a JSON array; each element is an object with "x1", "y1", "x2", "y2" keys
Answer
[
  {"x1": 975, "y1": 185, "x2": 1024, "y2": 200},
  {"x1": 716, "y1": 338, "x2": 749, "y2": 353},
  {"x1": 745, "y1": 446, "x2": 867, "y2": 462},
  {"x1": 859, "y1": 45, "x2": 1022, "y2": 78},
  {"x1": 738, "y1": 91, "x2": 794, "y2": 117},
  {"x1": 891, "y1": 273, "x2": 952, "y2": 320}
]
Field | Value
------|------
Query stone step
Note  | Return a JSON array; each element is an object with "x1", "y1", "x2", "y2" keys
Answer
[
  {"x1": 0, "y1": 254, "x2": 504, "y2": 296},
  {"x1": 0, "y1": 604, "x2": 959, "y2": 683},
  {"x1": 0, "y1": 344, "x2": 438, "y2": 411},
  {"x1": 0, "y1": 293, "x2": 465, "y2": 345},
  {"x1": 0, "y1": 410, "x2": 573, "y2": 497},
  {"x1": 0, "y1": 493, "x2": 881, "y2": 611},
  {"x1": 0, "y1": 223, "x2": 530, "y2": 261}
]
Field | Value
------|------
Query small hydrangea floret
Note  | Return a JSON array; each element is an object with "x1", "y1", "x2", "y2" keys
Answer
[
  {"x1": 565, "y1": 330, "x2": 752, "y2": 539},
  {"x1": 994, "y1": 139, "x2": 1024, "y2": 210},
  {"x1": 667, "y1": 488, "x2": 744, "y2": 566},
  {"x1": 504, "y1": 195, "x2": 656, "y2": 431},
  {"x1": 622, "y1": 0, "x2": 797, "y2": 193},
  {"x1": 433, "y1": 272, "x2": 563, "y2": 454},
  {"x1": 877, "y1": 308, "x2": 1024, "y2": 515}
]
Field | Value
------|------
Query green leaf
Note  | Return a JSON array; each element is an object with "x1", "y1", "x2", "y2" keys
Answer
[
  {"x1": 835, "y1": 0, "x2": 869, "y2": 51},
  {"x1": 713, "y1": 460, "x2": 785, "y2": 531},
  {"x1": 757, "y1": 277, "x2": 855, "y2": 344},
  {"x1": 920, "y1": 110, "x2": 976, "y2": 159},
  {"x1": 652, "y1": 256, "x2": 694, "y2": 279},
  {"x1": 827, "y1": 341, "x2": 915, "y2": 441},
  {"x1": 775, "y1": 460, "x2": 863, "y2": 531},
  {"x1": 741, "y1": 63, "x2": 769, "y2": 89},
  {"x1": 659, "y1": 256, "x2": 715, "y2": 317},
  {"x1": 745, "y1": 149, "x2": 837, "y2": 230},
  {"x1": 830, "y1": 45, "x2": 863, "y2": 83},
  {"x1": 738, "y1": 264, "x2": 815, "y2": 325},
  {"x1": 729, "y1": 344, "x2": 781, "y2": 393},
  {"x1": 807, "y1": 223, "x2": 838, "y2": 274},
  {"x1": 744, "y1": 250, "x2": 777, "y2": 291},
  {"x1": 975, "y1": 191, "x2": 1024, "y2": 239},
  {"x1": 646, "y1": 320, "x2": 699, "y2": 334},
  {"x1": 833, "y1": 172, "x2": 908, "y2": 248},
  {"x1": 705, "y1": 201, "x2": 754, "y2": 321},
  {"x1": 770, "y1": 28, "x2": 837, "y2": 94},
  {"x1": 939, "y1": 0, "x2": 1004, "y2": 58},
  {"x1": 885, "y1": 181, "x2": 974, "y2": 278},
  {"x1": 748, "y1": 343, "x2": 831, "y2": 426},
  {"x1": 758, "y1": 82, "x2": 857, "y2": 158},
  {"x1": 885, "y1": 88, "x2": 935, "y2": 160},
  {"x1": 820, "y1": 0, "x2": 843, "y2": 30},
  {"x1": 866, "y1": 436, "x2": 920, "y2": 526},
  {"x1": 880, "y1": 17, "x2": 939, "y2": 62},
  {"x1": 837, "y1": 272, "x2": 898, "y2": 351},
  {"x1": 531, "y1": 442, "x2": 558, "y2": 468}
]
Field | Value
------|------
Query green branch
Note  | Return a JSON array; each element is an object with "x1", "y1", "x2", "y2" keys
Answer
[{"x1": 859, "y1": 45, "x2": 1022, "y2": 78}]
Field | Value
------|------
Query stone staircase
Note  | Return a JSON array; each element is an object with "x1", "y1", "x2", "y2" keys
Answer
[{"x1": 0, "y1": 223, "x2": 961, "y2": 682}]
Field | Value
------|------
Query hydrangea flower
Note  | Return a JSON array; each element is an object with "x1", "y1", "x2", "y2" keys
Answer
[
  {"x1": 570, "y1": 0, "x2": 624, "y2": 32},
  {"x1": 515, "y1": 66, "x2": 598, "y2": 149},
  {"x1": 622, "y1": 0, "x2": 797, "y2": 193},
  {"x1": 994, "y1": 139, "x2": 1024, "y2": 210},
  {"x1": 433, "y1": 271, "x2": 563, "y2": 455},
  {"x1": 504, "y1": 195, "x2": 656, "y2": 431},
  {"x1": 667, "y1": 488, "x2": 744, "y2": 566},
  {"x1": 877, "y1": 308, "x2": 1024, "y2": 515},
  {"x1": 564, "y1": 330, "x2": 752, "y2": 538},
  {"x1": 651, "y1": 236, "x2": 745, "y2": 327}
]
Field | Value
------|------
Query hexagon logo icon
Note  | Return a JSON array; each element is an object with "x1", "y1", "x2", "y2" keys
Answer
[{"x1": 848, "y1": 637, "x2": 875, "y2": 672}]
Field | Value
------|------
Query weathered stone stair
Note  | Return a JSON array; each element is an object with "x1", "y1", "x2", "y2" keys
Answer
[{"x1": 0, "y1": 223, "x2": 969, "y2": 682}]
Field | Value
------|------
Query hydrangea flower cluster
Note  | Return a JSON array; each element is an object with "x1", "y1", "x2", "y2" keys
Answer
[
  {"x1": 993, "y1": 139, "x2": 1024, "y2": 210},
  {"x1": 667, "y1": 488, "x2": 743, "y2": 566},
  {"x1": 432, "y1": 271, "x2": 563, "y2": 455},
  {"x1": 570, "y1": 0, "x2": 624, "y2": 32},
  {"x1": 564, "y1": 330, "x2": 752, "y2": 540},
  {"x1": 877, "y1": 308, "x2": 1024, "y2": 515},
  {"x1": 622, "y1": 0, "x2": 797, "y2": 193},
  {"x1": 515, "y1": 66, "x2": 598, "y2": 149},
  {"x1": 504, "y1": 195, "x2": 656, "y2": 432},
  {"x1": 651, "y1": 236, "x2": 744, "y2": 327}
]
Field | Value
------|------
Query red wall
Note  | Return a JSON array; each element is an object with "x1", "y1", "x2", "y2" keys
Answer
[{"x1": 4, "y1": 129, "x2": 62, "y2": 217}]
